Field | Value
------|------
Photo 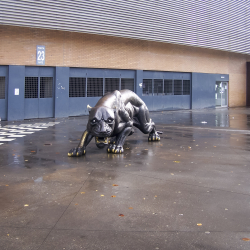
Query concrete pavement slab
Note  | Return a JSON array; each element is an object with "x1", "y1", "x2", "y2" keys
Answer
[{"x1": 0, "y1": 108, "x2": 250, "y2": 249}]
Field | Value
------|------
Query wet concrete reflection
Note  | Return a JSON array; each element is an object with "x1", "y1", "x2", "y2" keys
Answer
[{"x1": 1, "y1": 108, "x2": 250, "y2": 249}]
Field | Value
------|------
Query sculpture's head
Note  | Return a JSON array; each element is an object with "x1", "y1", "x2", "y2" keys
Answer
[{"x1": 87, "y1": 106, "x2": 115, "y2": 148}]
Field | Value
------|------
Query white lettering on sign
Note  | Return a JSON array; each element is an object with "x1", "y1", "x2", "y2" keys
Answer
[
  {"x1": 37, "y1": 51, "x2": 45, "y2": 61},
  {"x1": 36, "y1": 45, "x2": 45, "y2": 65},
  {"x1": 14, "y1": 88, "x2": 19, "y2": 95}
]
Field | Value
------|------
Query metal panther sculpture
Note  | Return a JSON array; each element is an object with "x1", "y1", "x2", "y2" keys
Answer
[{"x1": 68, "y1": 89, "x2": 162, "y2": 156}]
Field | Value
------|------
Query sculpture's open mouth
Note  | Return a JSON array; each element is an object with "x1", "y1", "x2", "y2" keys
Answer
[{"x1": 95, "y1": 137, "x2": 108, "y2": 149}]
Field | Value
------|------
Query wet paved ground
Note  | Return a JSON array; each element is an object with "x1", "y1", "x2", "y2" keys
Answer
[{"x1": 0, "y1": 107, "x2": 250, "y2": 250}]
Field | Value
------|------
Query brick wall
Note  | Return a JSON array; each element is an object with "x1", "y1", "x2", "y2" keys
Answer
[{"x1": 1, "y1": 25, "x2": 250, "y2": 107}]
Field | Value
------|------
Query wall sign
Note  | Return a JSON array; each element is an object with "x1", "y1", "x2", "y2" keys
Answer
[
  {"x1": 36, "y1": 45, "x2": 45, "y2": 65},
  {"x1": 14, "y1": 88, "x2": 19, "y2": 95}
]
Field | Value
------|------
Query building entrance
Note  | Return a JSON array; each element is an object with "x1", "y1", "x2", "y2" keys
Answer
[
  {"x1": 24, "y1": 76, "x2": 54, "y2": 119},
  {"x1": 215, "y1": 81, "x2": 228, "y2": 107}
]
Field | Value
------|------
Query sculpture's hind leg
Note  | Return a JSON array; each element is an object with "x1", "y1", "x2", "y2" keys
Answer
[{"x1": 133, "y1": 105, "x2": 162, "y2": 141}]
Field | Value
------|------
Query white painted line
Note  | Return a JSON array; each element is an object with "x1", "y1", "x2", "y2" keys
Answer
[
  {"x1": 7, "y1": 134, "x2": 26, "y2": 137},
  {"x1": 17, "y1": 128, "x2": 41, "y2": 131},
  {"x1": 18, "y1": 124, "x2": 33, "y2": 126},
  {"x1": 0, "y1": 133, "x2": 14, "y2": 136},
  {"x1": 18, "y1": 132, "x2": 34, "y2": 134},
  {"x1": 0, "y1": 137, "x2": 15, "y2": 141},
  {"x1": 16, "y1": 127, "x2": 36, "y2": 130}
]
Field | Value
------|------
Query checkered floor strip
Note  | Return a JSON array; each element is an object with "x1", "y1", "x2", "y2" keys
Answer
[{"x1": 0, "y1": 122, "x2": 60, "y2": 145}]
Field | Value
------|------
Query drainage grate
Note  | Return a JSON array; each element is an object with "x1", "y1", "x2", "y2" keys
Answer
[
  {"x1": 0, "y1": 77, "x2": 5, "y2": 99},
  {"x1": 40, "y1": 77, "x2": 53, "y2": 98},
  {"x1": 25, "y1": 77, "x2": 38, "y2": 98},
  {"x1": 87, "y1": 78, "x2": 103, "y2": 97},
  {"x1": 69, "y1": 77, "x2": 86, "y2": 97},
  {"x1": 105, "y1": 78, "x2": 119, "y2": 94}
]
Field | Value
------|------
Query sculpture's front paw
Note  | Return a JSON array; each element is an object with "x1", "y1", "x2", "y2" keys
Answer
[
  {"x1": 107, "y1": 144, "x2": 124, "y2": 154},
  {"x1": 68, "y1": 147, "x2": 86, "y2": 157},
  {"x1": 148, "y1": 132, "x2": 161, "y2": 141}
]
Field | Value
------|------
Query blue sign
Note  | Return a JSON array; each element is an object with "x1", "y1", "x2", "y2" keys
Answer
[{"x1": 36, "y1": 45, "x2": 45, "y2": 65}]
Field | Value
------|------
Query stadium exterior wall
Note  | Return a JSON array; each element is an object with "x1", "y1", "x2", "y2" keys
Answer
[{"x1": 1, "y1": 25, "x2": 249, "y2": 110}]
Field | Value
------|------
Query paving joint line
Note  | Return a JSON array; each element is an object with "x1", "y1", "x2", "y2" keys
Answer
[{"x1": 36, "y1": 168, "x2": 95, "y2": 250}]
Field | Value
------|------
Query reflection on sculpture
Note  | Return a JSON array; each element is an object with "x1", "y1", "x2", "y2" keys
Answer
[{"x1": 68, "y1": 90, "x2": 162, "y2": 156}]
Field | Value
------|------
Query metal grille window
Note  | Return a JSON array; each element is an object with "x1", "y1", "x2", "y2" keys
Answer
[
  {"x1": 164, "y1": 79, "x2": 173, "y2": 95},
  {"x1": 174, "y1": 80, "x2": 182, "y2": 95},
  {"x1": 25, "y1": 77, "x2": 38, "y2": 98},
  {"x1": 87, "y1": 78, "x2": 103, "y2": 97},
  {"x1": 0, "y1": 77, "x2": 5, "y2": 99},
  {"x1": 143, "y1": 79, "x2": 152, "y2": 96},
  {"x1": 105, "y1": 78, "x2": 119, "y2": 94},
  {"x1": 154, "y1": 79, "x2": 163, "y2": 95},
  {"x1": 69, "y1": 77, "x2": 86, "y2": 97},
  {"x1": 40, "y1": 77, "x2": 53, "y2": 98},
  {"x1": 121, "y1": 78, "x2": 134, "y2": 92},
  {"x1": 183, "y1": 80, "x2": 190, "y2": 95}
]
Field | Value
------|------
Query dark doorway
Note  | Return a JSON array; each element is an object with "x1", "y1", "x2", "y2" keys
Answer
[{"x1": 247, "y1": 62, "x2": 250, "y2": 106}]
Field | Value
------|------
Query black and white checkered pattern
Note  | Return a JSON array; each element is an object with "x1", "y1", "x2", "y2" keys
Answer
[{"x1": 0, "y1": 122, "x2": 60, "y2": 145}]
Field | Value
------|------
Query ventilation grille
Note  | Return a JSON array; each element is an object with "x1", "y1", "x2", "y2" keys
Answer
[
  {"x1": 143, "y1": 79, "x2": 153, "y2": 95},
  {"x1": 183, "y1": 80, "x2": 190, "y2": 95},
  {"x1": 25, "y1": 77, "x2": 38, "y2": 98},
  {"x1": 69, "y1": 77, "x2": 86, "y2": 97},
  {"x1": 143, "y1": 78, "x2": 190, "y2": 96},
  {"x1": 70, "y1": 77, "x2": 135, "y2": 97},
  {"x1": 154, "y1": 79, "x2": 164, "y2": 95},
  {"x1": 164, "y1": 79, "x2": 173, "y2": 95},
  {"x1": 87, "y1": 78, "x2": 103, "y2": 97},
  {"x1": 40, "y1": 77, "x2": 53, "y2": 98},
  {"x1": 174, "y1": 80, "x2": 182, "y2": 95},
  {"x1": 121, "y1": 78, "x2": 134, "y2": 91},
  {"x1": 105, "y1": 78, "x2": 119, "y2": 94},
  {"x1": 0, "y1": 77, "x2": 5, "y2": 99}
]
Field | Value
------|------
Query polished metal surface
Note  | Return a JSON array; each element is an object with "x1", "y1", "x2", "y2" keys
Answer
[{"x1": 0, "y1": 108, "x2": 250, "y2": 249}]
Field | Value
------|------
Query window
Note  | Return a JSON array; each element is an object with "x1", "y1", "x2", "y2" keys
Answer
[
  {"x1": 0, "y1": 77, "x2": 5, "y2": 99},
  {"x1": 121, "y1": 78, "x2": 134, "y2": 91},
  {"x1": 154, "y1": 79, "x2": 163, "y2": 95},
  {"x1": 143, "y1": 79, "x2": 152, "y2": 95},
  {"x1": 164, "y1": 79, "x2": 173, "y2": 95},
  {"x1": 105, "y1": 78, "x2": 119, "y2": 94},
  {"x1": 174, "y1": 80, "x2": 182, "y2": 95},
  {"x1": 25, "y1": 77, "x2": 38, "y2": 98},
  {"x1": 69, "y1": 77, "x2": 85, "y2": 97},
  {"x1": 183, "y1": 80, "x2": 190, "y2": 95},
  {"x1": 40, "y1": 77, "x2": 53, "y2": 98},
  {"x1": 87, "y1": 78, "x2": 103, "y2": 97}
]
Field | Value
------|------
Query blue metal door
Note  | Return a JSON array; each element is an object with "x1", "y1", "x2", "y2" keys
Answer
[
  {"x1": 0, "y1": 66, "x2": 8, "y2": 121},
  {"x1": 0, "y1": 76, "x2": 7, "y2": 121},
  {"x1": 39, "y1": 77, "x2": 54, "y2": 118},
  {"x1": 24, "y1": 76, "x2": 54, "y2": 119}
]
